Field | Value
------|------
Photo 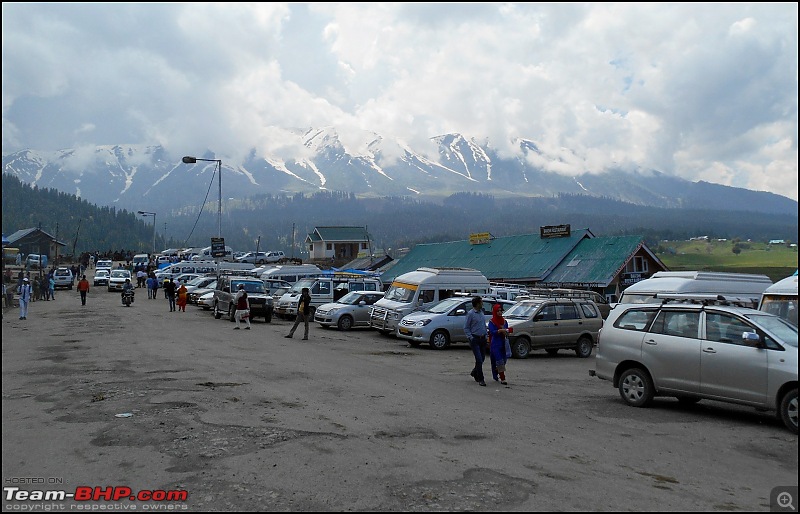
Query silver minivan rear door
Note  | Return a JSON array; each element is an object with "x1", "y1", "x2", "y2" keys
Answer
[
  {"x1": 699, "y1": 311, "x2": 767, "y2": 405},
  {"x1": 642, "y1": 309, "x2": 702, "y2": 394}
]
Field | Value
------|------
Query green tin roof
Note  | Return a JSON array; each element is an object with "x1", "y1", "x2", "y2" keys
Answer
[
  {"x1": 381, "y1": 230, "x2": 594, "y2": 284},
  {"x1": 305, "y1": 226, "x2": 370, "y2": 243},
  {"x1": 539, "y1": 235, "x2": 648, "y2": 287}
]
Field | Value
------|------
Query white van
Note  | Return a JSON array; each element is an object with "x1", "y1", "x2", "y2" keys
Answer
[
  {"x1": 275, "y1": 273, "x2": 383, "y2": 318},
  {"x1": 369, "y1": 267, "x2": 490, "y2": 334},
  {"x1": 759, "y1": 274, "x2": 798, "y2": 326},
  {"x1": 619, "y1": 271, "x2": 772, "y2": 308},
  {"x1": 155, "y1": 262, "x2": 217, "y2": 281},
  {"x1": 259, "y1": 264, "x2": 322, "y2": 284},
  {"x1": 133, "y1": 254, "x2": 150, "y2": 267},
  {"x1": 191, "y1": 245, "x2": 234, "y2": 261}
]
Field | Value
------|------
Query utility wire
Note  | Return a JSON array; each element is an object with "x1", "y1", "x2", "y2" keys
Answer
[{"x1": 183, "y1": 163, "x2": 217, "y2": 248}]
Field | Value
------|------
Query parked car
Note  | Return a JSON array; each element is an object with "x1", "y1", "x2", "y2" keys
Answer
[
  {"x1": 184, "y1": 276, "x2": 217, "y2": 296},
  {"x1": 592, "y1": 299, "x2": 798, "y2": 433},
  {"x1": 196, "y1": 291, "x2": 215, "y2": 310},
  {"x1": 213, "y1": 275, "x2": 273, "y2": 323},
  {"x1": 108, "y1": 269, "x2": 132, "y2": 292},
  {"x1": 53, "y1": 267, "x2": 75, "y2": 290},
  {"x1": 398, "y1": 296, "x2": 515, "y2": 349},
  {"x1": 188, "y1": 280, "x2": 217, "y2": 305},
  {"x1": 264, "y1": 251, "x2": 286, "y2": 263},
  {"x1": 93, "y1": 269, "x2": 110, "y2": 287},
  {"x1": 262, "y1": 279, "x2": 292, "y2": 296},
  {"x1": 236, "y1": 252, "x2": 271, "y2": 265},
  {"x1": 174, "y1": 273, "x2": 202, "y2": 286},
  {"x1": 503, "y1": 298, "x2": 603, "y2": 358},
  {"x1": 314, "y1": 292, "x2": 386, "y2": 330}
]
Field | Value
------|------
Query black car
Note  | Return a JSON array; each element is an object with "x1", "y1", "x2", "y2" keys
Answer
[{"x1": 213, "y1": 275, "x2": 273, "y2": 323}]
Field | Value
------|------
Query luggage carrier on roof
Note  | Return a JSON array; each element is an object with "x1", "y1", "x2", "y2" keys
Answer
[{"x1": 652, "y1": 293, "x2": 760, "y2": 308}]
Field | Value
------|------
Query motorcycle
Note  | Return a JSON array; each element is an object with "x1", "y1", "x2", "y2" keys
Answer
[{"x1": 121, "y1": 289, "x2": 135, "y2": 307}]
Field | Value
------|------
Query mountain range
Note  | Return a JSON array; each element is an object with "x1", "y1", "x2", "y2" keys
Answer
[{"x1": 2, "y1": 128, "x2": 796, "y2": 216}]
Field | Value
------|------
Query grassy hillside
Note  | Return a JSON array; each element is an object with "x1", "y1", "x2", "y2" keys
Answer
[{"x1": 655, "y1": 239, "x2": 798, "y2": 282}]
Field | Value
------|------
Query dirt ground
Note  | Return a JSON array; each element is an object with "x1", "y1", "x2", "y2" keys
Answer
[{"x1": 2, "y1": 281, "x2": 797, "y2": 512}]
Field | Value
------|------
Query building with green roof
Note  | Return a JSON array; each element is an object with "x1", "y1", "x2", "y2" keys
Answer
[{"x1": 381, "y1": 229, "x2": 667, "y2": 301}]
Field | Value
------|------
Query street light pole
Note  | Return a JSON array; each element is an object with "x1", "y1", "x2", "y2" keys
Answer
[
  {"x1": 137, "y1": 211, "x2": 157, "y2": 255},
  {"x1": 182, "y1": 156, "x2": 222, "y2": 238}
]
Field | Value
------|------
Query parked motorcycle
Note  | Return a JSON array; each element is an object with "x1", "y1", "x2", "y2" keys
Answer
[{"x1": 122, "y1": 289, "x2": 135, "y2": 307}]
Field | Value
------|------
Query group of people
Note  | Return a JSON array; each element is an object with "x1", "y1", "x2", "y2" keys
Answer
[{"x1": 464, "y1": 296, "x2": 512, "y2": 387}]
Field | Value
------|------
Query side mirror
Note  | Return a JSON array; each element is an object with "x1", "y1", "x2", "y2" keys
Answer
[
  {"x1": 742, "y1": 331, "x2": 762, "y2": 347},
  {"x1": 454, "y1": 309, "x2": 466, "y2": 316},
  {"x1": 358, "y1": 301, "x2": 366, "y2": 306}
]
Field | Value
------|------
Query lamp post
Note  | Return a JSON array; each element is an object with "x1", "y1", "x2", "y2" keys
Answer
[
  {"x1": 182, "y1": 156, "x2": 222, "y2": 238},
  {"x1": 137, "y1": 211, "x2": 157, "y2": 255}
]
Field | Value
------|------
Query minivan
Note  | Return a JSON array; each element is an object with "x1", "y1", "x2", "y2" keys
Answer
[
  {"x1": 275, "y1": 274, "x2": 383, "y2": 319},
  {"x1": 369, "y1": 267, "x2": 490, "y2": 334},
  {"x1": 619, "y1": 271, "x2": 772, "y2": 308},
  {"x1": 759, "y1": 274, "x2": 798, "y2": 326},
  {"x1": 592, "y1": 299, "x2": 798, "y2": 433}
]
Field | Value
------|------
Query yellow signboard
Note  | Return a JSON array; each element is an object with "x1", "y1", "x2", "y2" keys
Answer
[{"x1": 469, "y1": 232, "x2": 491, "y2": 245}]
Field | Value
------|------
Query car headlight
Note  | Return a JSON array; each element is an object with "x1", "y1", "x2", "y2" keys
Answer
[
  {"x1": 290, "y1": 302, "x2": 298, "y2": 307},
  {"x1": 416, "y1": 319, "x2": 432, "y2": 327},
  {"x1": 327, "y1": 308, "x2": 340, "y2": 315}
]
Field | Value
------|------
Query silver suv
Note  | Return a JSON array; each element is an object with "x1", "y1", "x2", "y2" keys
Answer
[
  {"x1": 503, "y1": 299, "x2": 603, "y2": 358},
  {"x1": 213, "y1": 276, "x2": 273, "y2": 323},
  {"x1": 592, "y1": 300, "x2": 798, "y2": 433}
]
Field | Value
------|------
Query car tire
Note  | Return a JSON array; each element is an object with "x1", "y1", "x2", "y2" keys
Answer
[
  {"x1": 265, "y1": 308, "x2": 273, "y2": 324},
  {"x1": 337, "y1": 315, "x2": 354, "y2": 331},
  {"x1": 257, "y1": 260, "x2": 265, "y2": 265},
  {"x1": 511, "y1": 337, "x2": 531, "y2": 359},
  {"x1": 545, "y1": 349, "x2": 559, "y2": 356},
  {"x1": 228, "y1": 305, "x2": 235, "y2": 322},
  {"x1": 618, "y1": 368, "x2": 655, "y2": 408},
  {"x1": 779, "y1": 388, "x2": 798, "y2": 434},
  {"x1": 575, "y1": 336, "x2": 593, "y2": 358},
  {"x1": 408, "y1": 340, "x2": 421, "y2": 347},
  {"x1": 429, "y1": 330, "x2": 450, "y2": 350},
  {"x1": 214, "y1": 302, "x2": 222, "y2": 319}
]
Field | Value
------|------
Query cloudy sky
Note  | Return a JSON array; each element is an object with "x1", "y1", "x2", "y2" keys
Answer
[{"x1": 2, "y1": 3, "x2": 798, "y2": 200}]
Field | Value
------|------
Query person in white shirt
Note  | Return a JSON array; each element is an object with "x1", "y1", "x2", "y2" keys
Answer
[{"x1": 18, "y1": 277, "x2": 32, "y2": 320}]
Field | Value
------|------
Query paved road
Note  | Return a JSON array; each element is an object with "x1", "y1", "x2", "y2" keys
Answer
[{"x1": 2, "y1": 283, "x2": 797, "y2": 511}]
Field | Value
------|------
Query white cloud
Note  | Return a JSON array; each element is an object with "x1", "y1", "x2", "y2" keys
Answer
[{"x1": 1, "y1": 2, "x2": 797, "y2": 200}]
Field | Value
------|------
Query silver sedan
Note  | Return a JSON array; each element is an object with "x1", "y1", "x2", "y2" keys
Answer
[{"x1": 314, "y1": 292, "x2": 385, "y2": 330}]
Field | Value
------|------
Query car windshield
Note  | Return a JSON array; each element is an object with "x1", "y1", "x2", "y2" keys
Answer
[
  {"x1": 187, "y1": 277, "x2": 209, "y2": 287},
  {"x1": 746, "y1": 313, "x2": 798, "y2": 347},
  {"x1": 290, "y1": 279, "x2": 316, "y2": 293},
  {"x1": 111, "y1": 270, "x2": 130, "y2": 278},
  {"x1": 337, "y1": 292, "x2": 368, "y2": 305},
  {"x1": 384, "y1": 284, "x2": 416, "y2": 303},
  {"x1": 232, "y1": 281, "x2": 266, "y2": 294},
  {"x1": 202, "y1": 281, "x2": 217, "y2": 290},
  {"x1": 504, "y1": 302, "x2": 543, "y2": 319},
  {"x1": 96, "y1": 270, "x2": 109, "y2": 276},
  {"x1": 426, "y1": 298, "x2": 466, "y2": 314},
  {"x1": 55, "y1": 269, "x2": 70, "y2": 276}
]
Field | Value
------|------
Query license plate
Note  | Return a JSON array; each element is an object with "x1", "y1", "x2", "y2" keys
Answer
[{"x1": 399, "y1": 328, "x2": 411, "y2": 335}]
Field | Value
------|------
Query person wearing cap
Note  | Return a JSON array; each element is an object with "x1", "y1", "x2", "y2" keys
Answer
[
  {"x1": 77, "y1": 274, "x2": 90, "y2": 306},
  {"x1": 233, "y1": 283, "x2": 251, "y2": 330},
  {"x1": 18, "y1": 277, "x2": 32, "y2": 320}
]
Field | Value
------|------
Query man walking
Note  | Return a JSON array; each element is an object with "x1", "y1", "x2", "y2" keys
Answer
[
  {"x1": 233, "y1": 283, "x2": 251, "y2": 330},
  {"x1": 165, "y1": 278, "x2": 177, "y2": 312},
  {"x1": 285, "y1": 287, "x2": 312, "y2": 340},
  {"x1": 77, "y1": 274, "x2": 90, "y2": 306},
  {"x1": 18, "y1": 277, "x2": 32, "y2": 320},
  {"x1": 464, "y1": 296, "x2": 488, "y2": 386}
]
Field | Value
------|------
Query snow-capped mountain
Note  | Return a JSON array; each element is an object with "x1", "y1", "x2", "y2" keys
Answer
[{"x1": 2, "y1": 128, "x2": 796, "y2": 216}]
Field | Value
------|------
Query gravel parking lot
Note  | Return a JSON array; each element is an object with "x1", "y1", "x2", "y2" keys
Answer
[{"x1": 2, "y1": 282, "x2": 797, "y2": 511}]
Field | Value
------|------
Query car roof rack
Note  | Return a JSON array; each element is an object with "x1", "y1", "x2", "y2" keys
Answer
[{"x1": 652, "y1": 293, "x2": 760, "y2": 308}]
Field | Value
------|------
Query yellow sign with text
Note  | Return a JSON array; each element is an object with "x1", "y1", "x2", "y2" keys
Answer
[{"x1": 469, "y1": 232, "x2": 491, "y2": 245}]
